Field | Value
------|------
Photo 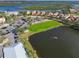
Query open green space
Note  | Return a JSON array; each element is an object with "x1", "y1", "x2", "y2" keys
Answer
[
  {"x1": 20, "y1": 20, "x2": 62, "y2": 58},
  {"x1": 29, "y1": 20, "x2": 63, "y2": 33}
]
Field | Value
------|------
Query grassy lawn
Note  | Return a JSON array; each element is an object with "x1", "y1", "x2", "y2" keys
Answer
[{"x1": 29, "y1": 20, "x2": 63, "y2": 34}]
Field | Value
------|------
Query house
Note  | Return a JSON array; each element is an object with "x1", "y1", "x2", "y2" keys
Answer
[
  {"x1": 3, "y1": 42, "x2": 28, "y2": 58},
  {"x1": 13, "y1": 19, "x2": 25, "y2": 27},
  {"x1": 5, "y1": 11, "x2": 19, "y2": 16},
  {"x1": 0, "y1": 16, "x2": 5, "y2": 24},
  {"x1": 65, "y1": 14, "x2": 70, "y2": 19},
  {"x1": 53, "y1": 12, "x2": 59, "y2": 17},
  {"x1": 47, "y1": 12, "x2": 54, "y2": 17},
  {"x1": 32, "y1": 11, "x2": 37, "y2": 16},
  {"x1": 26, "y1": 10, "x2": 31, "y2": 15},
  {"x1": 20, "y1": 22, "x2": 28, "y2": 29},
  {"x1": 41, "y1": 11, "x2": 46, "y2": 16},
  {"x1": 36, "y1": 11, "x2": 41, "y2": 16},
  {"x1": 70, "y1": 9, "x2": 78, "y2": 13},
  {"x1": 0, "y1": 23, "x2": 9, "y2": 29},
  {"x1": 4, "y1": 32, "x2": 16, "y2": 44}
]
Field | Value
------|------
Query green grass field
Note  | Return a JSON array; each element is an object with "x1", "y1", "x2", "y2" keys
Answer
[{"x1": 29, "y1": 20, "x2": 63, "y2": 33}]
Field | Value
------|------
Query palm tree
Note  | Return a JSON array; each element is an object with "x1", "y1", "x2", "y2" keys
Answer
[{"x1": 26, "y1": 17, "x2": 33, "y2": 28}]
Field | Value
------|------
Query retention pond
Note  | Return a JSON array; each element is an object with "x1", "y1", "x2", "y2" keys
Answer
[{"x1": 29, "y1": 26, "x2": 79, "y2": 58}]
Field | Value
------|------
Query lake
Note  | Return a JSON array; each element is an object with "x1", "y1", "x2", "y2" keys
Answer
[
  {"x1": 0, "y1": 6, "x2": 23, "y2": 11},
  {"x1": 0, "y1": 1, "x2": 78, "y2": 11},
  {"x1": 29, "y1": 26, "x2": 79, "y2": 58}
]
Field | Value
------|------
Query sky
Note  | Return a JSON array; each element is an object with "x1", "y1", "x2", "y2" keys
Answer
[
  {"x1": 0, "y1": 0, "x2": 79, "y2": 1},
  {"x1": 27, "y1": 0, "x2": 79, "y2": 1}
]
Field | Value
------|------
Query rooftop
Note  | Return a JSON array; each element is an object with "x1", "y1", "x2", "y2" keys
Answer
[{"x1": 4, "y1": 42, "x2": 28, "y2": 58}]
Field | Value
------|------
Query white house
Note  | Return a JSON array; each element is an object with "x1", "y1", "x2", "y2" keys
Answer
[
  {"x1": 54, "y1": 12, "x2": 59, "y2": 16},
  {"x1": 41, "y1": 11, "x2": 46, "y2": 16},
  {"x1": 0, "y1": 23, "x2": 9, "y2": 29},
  {"x1": 0, "y1": 16, "x2": 5, "y2": 24},
  {"x1": 5, "y1": 11, "x2": 19, "y2": 16},
  {"x1": 70, "y1": 9, "x2": 78, "y2": 13},
  {"x1": 26, "y1": 10, "x2": 31, "y2": 15}
]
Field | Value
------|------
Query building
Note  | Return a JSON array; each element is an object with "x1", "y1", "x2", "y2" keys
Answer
[
  {"x1": 5, "y1": 11, "x2": 19, "y2": 16},
  {"x1": 0, "y1": 45, "x2": 3, "y2": 58},
  {"x1": 0, "y1": 16, "x2": 5, "y2": 24},
  {"x1": 36, "y1": 11, "x2": 41, "y2": 16},
  {"x1": 3, "y1": 42, "x2": 28, "y2": 58},
  {"x1": 70, "y1": 9, "x2": 78, "y2": 13},
  {"x1": 0, "y1": 23, "x2": 9, "y2": 29},
  {"x1": 26, "y1": 10, "x2": 31, "y2": 15},
  {"x1": 47, "y1": 12, "x2": 54, "y2": 17},
  {"x1": 41, "y1": 11, "x2": 46, "y2": 16},
  {"x1": 4, "y1": 32, "x2": 16, "y2": 44},
  {"x1": 32, "y1": 11, "x2": 37, "y2": 16}
]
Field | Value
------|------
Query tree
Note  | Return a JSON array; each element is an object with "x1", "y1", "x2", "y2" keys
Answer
[{"x1": 19, "y1": 12, "x2": 27, "y2": 17}]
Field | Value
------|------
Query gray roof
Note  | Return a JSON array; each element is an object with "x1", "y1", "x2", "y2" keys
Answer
[
  {"x1": 6, "y1": 26, "x2": 15, "y2": 32},
  {"x1": 4, "y1": 32, "x2": 15, "y2": 44},
  {"x1": 20, "y1": 23, "x2": 28, "y2": 28},
  {"x1": 4, "y1": 42, "x2": 28, "y2": 58},
  {"x1": 0, "y1": 45, "x2": 3, "y2": 58},
  {"x1": 14, "y1": 19, "x2": 24, "y2": 26}
]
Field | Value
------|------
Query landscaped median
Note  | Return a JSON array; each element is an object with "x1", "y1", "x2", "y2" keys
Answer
[
  {"x1": 28, "y1": 20, "x2": 63, "y2": 34},
  {"x1": 19, "y1": 20, "x2": 63, "y2": 58}
]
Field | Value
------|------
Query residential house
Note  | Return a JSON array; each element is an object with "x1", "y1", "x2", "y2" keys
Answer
[
  {"x1": 5, "y1": 11, "x2": 19, "y2": 16},
  {"x1": 0, "y1": 16, "x2": 5, "y2": 25},
  {"x1": 41, "y1": 11, "x2": 46, "y2": 16},
  {"x1": 70, "y1": 9, "x2": 78, "y2": 13},
  {"x1": 32, "y1": 11, "x2": 37, "y2": 16},
  {"x1": 36, "y1": 11, "x2": 41, "y2": 16},
  {"x1": 47, "y1": 12, "x2": 54, "y2": 17},
  {"x1": 26, "y1": 10, "x2": 31, "y2": 15},
  {"x1": 0, "y1": 24, "x2": 9, "y2": 29},
  {"x1": 13, "y1": 19, "x2": 25, "y2": 28},
  {"x1": 4, "y1": 32, "x2": 16, "y2": 44},
  {"x1": 53, "y1": 12, "x2": 59, "y2": 17}
]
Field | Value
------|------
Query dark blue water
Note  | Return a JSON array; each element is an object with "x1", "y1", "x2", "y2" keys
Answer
[
  {"x1": 0, "y1": 6, "x2": 23, "y2": 11},
  {"x1": 29, "y1": 26, "x2": 79, "y2": 58},
  {"x1": 0, "y1": 1, "x2": 79, "y2": 11}
]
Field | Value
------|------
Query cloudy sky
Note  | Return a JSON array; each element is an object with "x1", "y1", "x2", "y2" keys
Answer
[{"x1": 0, "y1": 0, "x2": 79, "y2": 1}]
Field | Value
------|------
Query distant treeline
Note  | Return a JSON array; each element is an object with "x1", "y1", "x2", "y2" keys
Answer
[
  {"x1": 25, "y1": 4, "x2": 72, "y2": 10},
  {"x1": 24, "y1": 4, "x2": 72, "y2": 13}
]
